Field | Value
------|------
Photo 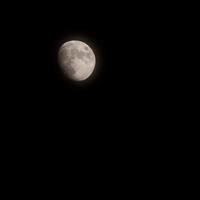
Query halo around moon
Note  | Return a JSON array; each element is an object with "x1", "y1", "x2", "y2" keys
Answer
[{"x1": 58, "y1": 40, "x2": 96, "y2": 81}]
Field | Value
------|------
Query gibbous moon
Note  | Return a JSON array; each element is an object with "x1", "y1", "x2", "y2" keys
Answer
[{"x1": 58, "y1": 40, "x2": 96, "y2": 81}]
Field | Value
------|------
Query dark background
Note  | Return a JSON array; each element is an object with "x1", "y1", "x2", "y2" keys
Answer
[
  {"x1": 1, "y1": 1, "x2": 186, "y2": 190},
  {"x1": 0, "y1": 1, "x2": 193, "y2": 198},
  {"x1": 1, "y1": 2, "x2": 178, "y2": 129},
  {"x1": 1, "y1": 2, "x2": 183, "y2": 145},
  {"x1": 0, "y1": 2, "x2": 195, "y2": 197}
]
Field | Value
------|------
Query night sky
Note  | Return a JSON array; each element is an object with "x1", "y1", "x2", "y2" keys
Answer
[
  {"x1": 0, "y1": 1, "x2": 188, "y2": 195},
  {"x1": 1, "y1": 1, "x2": 180, "y2": 155}
]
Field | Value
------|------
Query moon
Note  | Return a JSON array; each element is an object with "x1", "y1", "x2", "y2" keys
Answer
[{"x1": 58, "y1": 40, "x2": 96, "y2": 81}]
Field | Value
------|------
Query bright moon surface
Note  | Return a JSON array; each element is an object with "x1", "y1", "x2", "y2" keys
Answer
[{"x1": 58, "y1": 40, "x2": 96, "y2": 81}]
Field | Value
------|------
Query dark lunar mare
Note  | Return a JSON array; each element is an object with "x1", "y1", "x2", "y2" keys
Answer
[{"x1": 70, "y1": 48, "x2": 87, "y2": 59}]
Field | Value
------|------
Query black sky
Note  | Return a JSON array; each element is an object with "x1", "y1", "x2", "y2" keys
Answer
[
  {"x1": 1, "y1": 1, "x2": 180, "y2": 149},
  {"x1": 0, "y1": 1, "x2": 191, "y2": 195}
]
